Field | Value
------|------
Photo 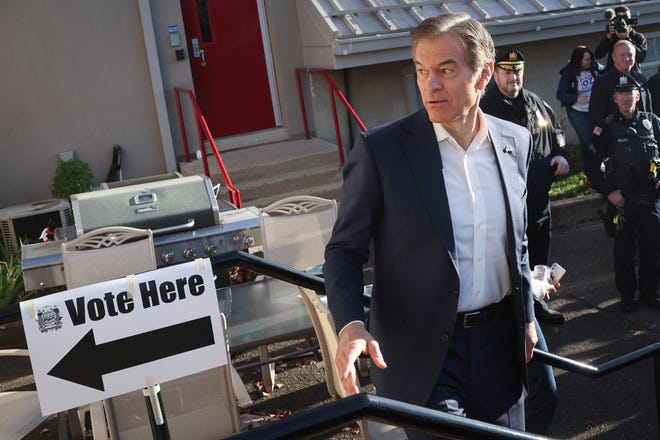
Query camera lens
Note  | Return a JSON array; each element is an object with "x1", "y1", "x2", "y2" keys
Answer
[{"x1": 615, "y1": 19, "x2": 627, "y2": 33}]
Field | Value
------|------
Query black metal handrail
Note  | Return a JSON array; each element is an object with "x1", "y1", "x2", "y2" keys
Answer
[
  {"x1": 211, "y1": 250, "x2": 326, "y2": 293},
  {"x1": 225, "y1": 393, "x2": 545, "y2": 439}
]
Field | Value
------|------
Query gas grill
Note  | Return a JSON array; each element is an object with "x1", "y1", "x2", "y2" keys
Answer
[{"x1": 21, "y1": 175, "x2": 261, "y2": 291}]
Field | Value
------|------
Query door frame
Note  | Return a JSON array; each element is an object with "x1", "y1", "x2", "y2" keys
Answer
[{"x1": 257, "y1": 0, "x2": 283, "y2": 128}]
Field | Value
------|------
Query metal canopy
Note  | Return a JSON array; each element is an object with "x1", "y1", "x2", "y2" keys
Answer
[{"x1": 297, "y1": 0, "x2": 660, "y2": 69}]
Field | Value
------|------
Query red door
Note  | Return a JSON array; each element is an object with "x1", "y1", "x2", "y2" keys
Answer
[{"x1": 180, "y1": 0, "x2": 276, "y2": 137}]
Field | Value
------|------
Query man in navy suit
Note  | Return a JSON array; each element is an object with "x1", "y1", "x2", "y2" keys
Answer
[{"x1": 324, "y1": 13, "x2": 538, "y2": 438}]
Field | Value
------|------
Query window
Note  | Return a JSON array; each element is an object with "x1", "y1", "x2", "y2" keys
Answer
[{"x1": 640, "y1": 31, "x2": 660, "y2": 77}]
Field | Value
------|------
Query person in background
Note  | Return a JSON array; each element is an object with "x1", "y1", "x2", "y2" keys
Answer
[
  {"x1": 324, "y1": 13, "x2": 539, "y2": 439},
  {"x1": 648, "y1": 66, "x2": 660, "y2": 114},
  {"x1": 584, "y1": 74, "x2": 660, "y2": 312},
  {"x1": 589, "y1": 40, "x2": 652, "y2": 131},
  {"x1": 557, "y1": 46, "x2": 602, "y2": 164},
  {"x1": 594, "y1": 5, "x2": 647, "y2": 73},
  {"x1": 480, "y1": 49, "x2": 570, "y2": 326},
  {"x1": 480, "y1": 49, "x2": 566, "y2": 435}
]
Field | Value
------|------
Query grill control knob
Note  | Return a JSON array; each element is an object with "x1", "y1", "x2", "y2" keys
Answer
[
  {"x1": 161, "y1": 251, "x2": 175, "y2": 264},
  {"x1": 204, "y1": 244, "x2": 217, "y2": 256},
  {"x1": 183, "y1": 248, "x2": 197, "y2": 260},
  {"x1": 244, "y1": 235, "x2": 256, "y2": 247}
]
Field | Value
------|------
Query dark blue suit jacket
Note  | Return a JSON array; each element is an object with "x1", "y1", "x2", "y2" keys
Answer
[{"x1": 324, "y1": 108, "x2": 535, "y2": 406}]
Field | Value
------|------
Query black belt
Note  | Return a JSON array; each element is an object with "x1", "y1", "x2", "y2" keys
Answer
[{"x1": 456, "y1": 295, "x2": 511, "y2": 329}]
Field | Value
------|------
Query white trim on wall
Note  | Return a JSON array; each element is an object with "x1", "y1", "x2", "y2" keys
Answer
[
  {"x1": 138, "y1": 0, "x2": 177, "y2": 172},
  {"x1": 257, "y1": 0, "x2": 283, "y2": 127}
]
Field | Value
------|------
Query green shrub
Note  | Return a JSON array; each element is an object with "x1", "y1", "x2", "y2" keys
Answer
[
  {"x1": 549, "y1": 144, "x2": 594, "y2": 201},
  {"x1": 51, "y1": 158, "x2": 94, "y2": 199},
  {"x1": 0, "y1": 243, "x2": 26, "y2": 307}
]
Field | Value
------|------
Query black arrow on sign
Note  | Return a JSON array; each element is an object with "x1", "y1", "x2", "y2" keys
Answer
[{"x1": 48, "y1": 316, "x2": 215, "y2": 391}]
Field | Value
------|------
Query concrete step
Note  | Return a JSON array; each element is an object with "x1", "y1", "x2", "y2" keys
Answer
[
  {"x1": 237, "y1": 162, "x2": 341, "y2": 199},
  {"x1": 243, "y1": 172, "x2": 344, "y2": 208},
  {"x1": 551, "y1": 192, "x2": 604, "y2": 227},
  {"x1": 179, "y1": 137, "x2": 344, "y2": 208}
]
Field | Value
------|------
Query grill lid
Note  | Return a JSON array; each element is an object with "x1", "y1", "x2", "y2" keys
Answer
[{"x1": 70, "y1": 175, "x2": 220, "y2": 236}]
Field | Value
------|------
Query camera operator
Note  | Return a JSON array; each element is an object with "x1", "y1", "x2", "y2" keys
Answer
[
  {"x1": 588, "y1": 40, "x2": 652, "y2": 133},
  {"x1": 595, "y1": 5, "x2": 647, "y2": 73}
]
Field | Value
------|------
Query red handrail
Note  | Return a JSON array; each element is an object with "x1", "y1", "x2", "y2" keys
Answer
[
  {"x1": 174, "y1": 87, "x2": 242, "y2": 208},
  {"x1": 295, "y1": 68, "x2": 367, "y2": 166}
]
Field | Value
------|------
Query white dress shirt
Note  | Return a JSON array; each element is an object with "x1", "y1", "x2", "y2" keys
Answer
[{"x1": 433, "y1": 110, "x2": 512, "y2": 312}]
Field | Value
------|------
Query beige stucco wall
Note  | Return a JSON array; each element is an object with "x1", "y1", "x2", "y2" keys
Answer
[{"x1": 0, "y1": 0, "x2": 168, "y2": 208}]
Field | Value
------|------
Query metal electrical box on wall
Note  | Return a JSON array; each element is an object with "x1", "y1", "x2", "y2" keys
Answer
[{"x1": 168, "y1": 25, "x2": 184, "y2": 60}]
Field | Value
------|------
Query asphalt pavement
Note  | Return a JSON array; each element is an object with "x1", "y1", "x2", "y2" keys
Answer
[{"x1": 540, "y1": 220, "x2": 659, "y2": 439}]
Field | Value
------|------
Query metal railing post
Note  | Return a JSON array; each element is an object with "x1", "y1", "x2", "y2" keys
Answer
[
  {"x1": 173, "y1": 88, "x2": 191, "y2": 163},
  {"x1": 295, "y1": 69, "x2": 311, "y2": 139},
  {"x1": 172, "y1": 87, "x2": 242, "y2": 208},
  {"x1": 327, "y1": 80, "x2": 346, "y2": 165},
  {"x1": 294, "y1": 68, "x2": 367, "y2": 166}
]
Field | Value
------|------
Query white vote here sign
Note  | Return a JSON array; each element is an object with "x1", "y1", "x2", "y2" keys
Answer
[{"x1": 20, "y1": 258, "x2": 226, "y2": 416}]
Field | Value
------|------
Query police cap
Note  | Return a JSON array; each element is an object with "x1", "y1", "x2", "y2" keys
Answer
[
  {"x1": 613, "y1": 74, "x2": 639, "y2": 93},
  {"x1": 495, "y1": 50, "x2": 525, "y2": 71}
]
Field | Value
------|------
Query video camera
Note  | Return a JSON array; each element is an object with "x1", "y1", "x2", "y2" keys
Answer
[{"x1": 604, "y1": 8, "x2": 638, "y2": 34}]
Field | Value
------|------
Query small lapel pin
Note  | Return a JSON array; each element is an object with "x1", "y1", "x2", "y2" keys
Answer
[{"x1": 503, "y1": 145, "x2": 513, "y2": 154}]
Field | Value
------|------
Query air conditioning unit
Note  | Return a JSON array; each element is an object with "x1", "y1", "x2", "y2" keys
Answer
[{"x1": 0, "y1": 199, "x2": 74, "y2": 252}]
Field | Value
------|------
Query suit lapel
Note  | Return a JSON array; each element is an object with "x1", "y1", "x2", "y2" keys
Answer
[
  {"x1": 399, "y1": 111, "x2": 457, "y2": 265},
  {"x1": 487, "y1": 116, "x2": 526, "y2": 256}
]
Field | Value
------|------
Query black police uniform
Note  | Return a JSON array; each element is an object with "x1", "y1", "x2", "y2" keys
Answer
[
  {"x1": 481, "y1": 87, "x2": 567, "y2": 267},
  {"x1": 586, "y1": 108, "x2": 660, "y2": 309}
]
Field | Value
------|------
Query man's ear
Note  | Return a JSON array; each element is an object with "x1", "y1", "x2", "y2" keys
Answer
[{"x1": 477, "y1": 61, "x2": 494, "y2": 90}]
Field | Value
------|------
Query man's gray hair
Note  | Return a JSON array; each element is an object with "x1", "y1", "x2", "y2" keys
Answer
[{"x1": 411, "y1": 13, "x2": 495, "y2": 74}]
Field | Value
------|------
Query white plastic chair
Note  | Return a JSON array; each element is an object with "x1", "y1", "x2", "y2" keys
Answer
[
  {"x1": 107, "y1": 314, "x2": 244, "y2": 439},
  {"x1": 259, "y1": 195, "x2": 337, "y2": 271},
  {"x1": 256, "y1": 196, "x2": 337, "y2": 392},
  {"x1": 0, "y1": 348, "x2": 47, "y2": 439},
  {"x1": 61, "y1": 226, "x2": 157, "y2": 439},
  {"x1": 60, "y1": 226, "x2": 156, "y2": 289},
  {"x1": 0, "y1": 348, "x2": 77, "y2": 439},
  {"x1": 60, "y1": 228, "x2": 251, "y2": 438},
  {"x1": 298, "y1": 287, "x2": 407, "y2": 440}
]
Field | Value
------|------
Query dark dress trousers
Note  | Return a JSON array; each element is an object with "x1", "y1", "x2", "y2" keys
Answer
[{"x1": 324, "y1": 108, "x2": 536, "y2": 409}]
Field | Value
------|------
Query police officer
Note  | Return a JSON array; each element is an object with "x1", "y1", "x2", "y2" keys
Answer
[
  {"x1": 585, "y1": 74, "x2": 660, "y2": 312},
  {"x1": 481, "y1": 49, "x2": 570, "y2": 324},
  {"x1": 480, "y1": 49, "x2": 568, "y2": 436}
]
